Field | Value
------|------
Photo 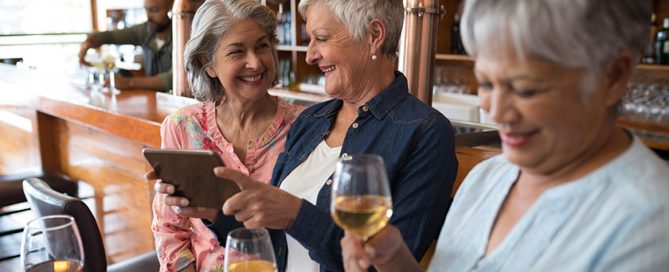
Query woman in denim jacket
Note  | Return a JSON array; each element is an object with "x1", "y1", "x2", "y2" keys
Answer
[{"x1": 158, "y1": 0, "x2": 458, "y2": 271}]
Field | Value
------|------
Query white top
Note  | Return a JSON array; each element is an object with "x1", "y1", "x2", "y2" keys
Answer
[
  {"x1": 429, "y1": 136, "x2": 669, "y2": 271},
  {"x1": 279, "y1": 140, "x2": 342, "y2": 272}
]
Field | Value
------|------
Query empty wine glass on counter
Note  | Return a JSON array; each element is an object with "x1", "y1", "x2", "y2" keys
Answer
[
  {"x1": 331, "y1": 154, "x2": 393, "y2": 241},
  {"x1": 224, "y1": 228, "x2": 277, "y2": 272},
  {"x1": 21, "y1": 215, "x2": 84, "y2": 272}
]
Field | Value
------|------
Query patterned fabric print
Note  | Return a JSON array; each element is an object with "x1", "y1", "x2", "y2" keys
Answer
[{"x1": 197, "y1": 103, "x2": 223, "y2": 154}]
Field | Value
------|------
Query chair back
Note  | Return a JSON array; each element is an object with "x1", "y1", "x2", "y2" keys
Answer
[{"x1": 22, "y1": 178, "x2": 107, "y2": 272}]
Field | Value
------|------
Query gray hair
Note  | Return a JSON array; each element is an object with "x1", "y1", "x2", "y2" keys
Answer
[
  {"x1": 298, "y1": 0, "x2": 404, "y2": 56},
  {"x1": 461, "y1": 0, "x2": 651, "y2": 93},
  {"x1": 184, "y1": 0, "x2": 279, "y2": 102}
]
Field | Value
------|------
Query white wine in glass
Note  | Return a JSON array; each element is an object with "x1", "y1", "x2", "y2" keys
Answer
[
  {"x1": 21, "y1": 215, "x2": 84, "y2": 272},
  {"x1": 224, "y1": 228, "x2": 277, "y2": 272},
  {"x1": 331, "y1": 154, "x2": 393, "y2": 241}
]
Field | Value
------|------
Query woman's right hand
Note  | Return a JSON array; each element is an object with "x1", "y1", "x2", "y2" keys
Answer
[
  {"x1": 146, "y1": 169, "x2": 220, "y2": 222},
  {"x1": 341, "y1": 225, "x2": 423, "y2": 272}
]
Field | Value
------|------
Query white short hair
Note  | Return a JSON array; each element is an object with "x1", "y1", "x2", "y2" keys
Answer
[
  {"x1": 298, "y1": 0, "x2": 404, "y2": 56},
  {"x1": 184, "y1": 0, "x2": 279, "y2": 102},
  {"x1": 461, "y1": 0, "x2": 651, "y2": 92}
]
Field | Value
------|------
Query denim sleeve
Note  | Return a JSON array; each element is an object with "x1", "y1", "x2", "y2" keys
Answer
[
  {"x1": 93, "y1": 22, "x2": 147, "y2": 45},
  {"x1": 391, "y1": 113, "x2": 457, "y2": 259},
  {"x1": 286, "y1": 199, "x2": 345, "y2": 271},
  {"x1": 204, "y1": 211, "x2": 244, "y2": 245}
]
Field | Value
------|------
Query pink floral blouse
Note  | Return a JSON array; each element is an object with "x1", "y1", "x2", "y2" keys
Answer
[{"x1": 151, "y1": 98, "x2": 301, "y2": 272}]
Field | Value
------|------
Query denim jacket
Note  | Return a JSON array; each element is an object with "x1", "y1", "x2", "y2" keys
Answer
[{"x1": 267, "y1": 72, "x2": 458, "y2": 272}]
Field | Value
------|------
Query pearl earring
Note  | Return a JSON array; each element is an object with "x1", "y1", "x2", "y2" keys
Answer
[{"x1": 371, "y1": 54, "x2": 378, "y2": 61}]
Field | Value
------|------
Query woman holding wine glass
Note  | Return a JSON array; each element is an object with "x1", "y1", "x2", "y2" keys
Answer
[
  {"x1": 157, "y1": 0, "x2": 458, "y2": 271},
  {"x1": 340, "y1": 0, "x2": 669, "y2": 271}
]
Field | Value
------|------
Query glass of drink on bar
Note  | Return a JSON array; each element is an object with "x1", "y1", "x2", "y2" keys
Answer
[
  {"x1": 21, "y1": 215, "x2": 84, "y2": 272},
  {"x1": 224, "y1": 228, "x2": 277, "y2": 272}
]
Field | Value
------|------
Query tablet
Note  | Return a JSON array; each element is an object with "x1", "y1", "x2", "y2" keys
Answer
[{"x1": 142, "y1": 148, "x2": 240, "y2": 209}]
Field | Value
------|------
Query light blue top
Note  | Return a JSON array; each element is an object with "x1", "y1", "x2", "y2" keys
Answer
[{"x1": 429, "y1": 136, "x2": 669, "y2": 272}]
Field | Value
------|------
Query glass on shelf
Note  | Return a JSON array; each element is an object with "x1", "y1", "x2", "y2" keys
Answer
[
  {"x1": 621, "y1": 81, "x2": 669, "y2": 124},
  {"x1": 433, "y1": 66, "x2": 472, "y2": 95}
]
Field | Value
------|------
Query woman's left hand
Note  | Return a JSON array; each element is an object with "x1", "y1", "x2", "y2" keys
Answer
[{"x1": 215, "y1": 167, "x2": 302, "y2": 229}]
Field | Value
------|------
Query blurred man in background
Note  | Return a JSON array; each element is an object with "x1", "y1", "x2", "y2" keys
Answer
[{"x1": 79, "y1": 0, "x2": 173, "y2": 92}]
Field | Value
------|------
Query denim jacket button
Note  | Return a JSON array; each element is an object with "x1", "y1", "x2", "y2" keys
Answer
[
  {"x1": 326, "y1": 179, "x2": 333, "y2": 185},
  {"x1": 352, "y1": 122, "x2": 359, "y2": 129},
  {"x1": 362, "y1": 105, "x2": 369, "y2": 112},
  {"x1": 341, "y1": 153, "x2": 350, "y2": 160}
]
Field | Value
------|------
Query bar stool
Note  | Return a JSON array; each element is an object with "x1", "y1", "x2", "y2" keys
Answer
[
  {"x1": 0, "y1": 168, "x2": 78, "y2": 207},
  {"x1": 0, "y1": 168, "x2": 78, "y2": 263},
  {"x1": 22, "y1": 178, "x2": 159, "y2": 272}
]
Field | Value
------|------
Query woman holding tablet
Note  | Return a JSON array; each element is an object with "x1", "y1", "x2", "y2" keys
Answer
[{"x1": 148, "y1": 1, "x2": 301, "y2": 271}]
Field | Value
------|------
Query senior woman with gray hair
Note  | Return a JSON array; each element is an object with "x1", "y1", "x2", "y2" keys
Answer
[
  {"x1": 341, "y1": 0, "x2": 669, "y2": 271},
  {"x1": 149, "y1": 0, "x2": 301, "y2": 271},
  {"x1": 159, "y1": 0, "x2": 457, "y2": 271}
]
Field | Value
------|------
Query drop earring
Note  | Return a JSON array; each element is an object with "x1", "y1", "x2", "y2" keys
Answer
[{"x1": 371, "y1": 54, "x2": 378, "y2": 61}]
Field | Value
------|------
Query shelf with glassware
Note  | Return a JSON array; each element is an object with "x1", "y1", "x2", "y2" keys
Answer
[
  {"x1": 264, "y1": 0, "x2": 329, "y2": 104},
  {"x1": 434, "y1": 1, "x2": 669, "y2": 124}
]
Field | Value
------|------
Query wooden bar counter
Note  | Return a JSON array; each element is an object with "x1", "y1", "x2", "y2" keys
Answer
[{"x1": 0, "y1": 63, "x2": 188, "y2": 263}]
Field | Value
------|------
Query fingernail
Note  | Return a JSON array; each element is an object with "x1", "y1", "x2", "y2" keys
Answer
[
  {"x1": 172, "y1": 206, "x2": 181, "y2": 213},
  {"x1": 358, "y1": 259, "x2": 369, "y2": 268},
  {"x1": 167, "y1": 187, "x2": 174, "y2": 194},
  {"x1": 181, "y1": 199, "x2": 189, "y2": 206}
]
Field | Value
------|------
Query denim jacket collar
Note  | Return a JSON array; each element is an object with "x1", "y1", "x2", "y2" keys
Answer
[{"x1": 311, "y1": 71, "x2": 409, "y2": 120}]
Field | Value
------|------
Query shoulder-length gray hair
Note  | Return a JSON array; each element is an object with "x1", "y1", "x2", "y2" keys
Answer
[
  {"x1": 297, "y1": 0, "x2": 404, "y2": 57},
  {"x1": 184, "y1": 0, "x2": 279, "y2": 102},
  {"x1": 461, "y1": 0, "x2": 651, "y2": 93}
]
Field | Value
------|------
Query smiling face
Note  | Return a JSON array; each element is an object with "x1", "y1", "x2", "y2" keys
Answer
[
  {"x1": 205, "y1": 19, "x2": 276, "y2": 103},
  {"x1": 475, "y1": 52, "x2": 619, "y2": 175},
  {"x1": 303, "y1": 2, "x2": 374, "y2": 101}
]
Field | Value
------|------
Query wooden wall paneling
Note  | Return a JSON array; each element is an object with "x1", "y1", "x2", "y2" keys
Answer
[
  {"x1": 294, "y1": 0, "x2": 307, "y2": 47},
  {"x1": 656, "y1": 0, "x2": 669, "y2": 24},
  {"x1": 453, "y1": 146, "x2": 499, "y2": 197},
  {"x1": 0, "y1": 106, "x2": 40, "y2": 173},
  {"x1": 436, "y1": 0, "x2": 462, "y2": 54},
  {"x1": 90, "y1": 0, "x2": 99, "y2": 31},
  {"x1": 36, "y1": 112, "x2": 63, "y2": 174},
  {"x1": 48, "y1": 117, "x2": 154, "y2": 264},
  {"x1": 35, "y1": 96, "x2": 162, "y2": 148},
  {"x1": 633, "y1": 66, "x2": 669, "y2": 85}
]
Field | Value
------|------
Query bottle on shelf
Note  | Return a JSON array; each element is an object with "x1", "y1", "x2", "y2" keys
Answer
[
  {"x1": 278, "y1": 59, "x2": 295, "y2": 88},
  {"x1": 277, "y1": 3, "x2": 285, "y2": 45},
  {"x1": 655, "y1": 17, "x2": 669, "y2": 65},
  {"x1": 283, "y1": 7, "x2": 292, "y2": 45},
  {"x1": 301, "y1": 22, "x2": 309, "y2": 45},
  {"x1": 641, "y1": 13, "x2": 658, "y2": 64},
  {"x1": 451, "y1": 14, "x2": 465, "y2": 54}
]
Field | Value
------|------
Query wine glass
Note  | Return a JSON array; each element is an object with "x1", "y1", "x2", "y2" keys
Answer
[
  {"x1": 224, "y1": 228, "x2": 277, "y2": 272},
  {"x1": 331, "y1": 154, "x2": 393, "y2": 241},
  {"x1": 21, "y1": 215, "x2": 84, "y2": 272}
]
